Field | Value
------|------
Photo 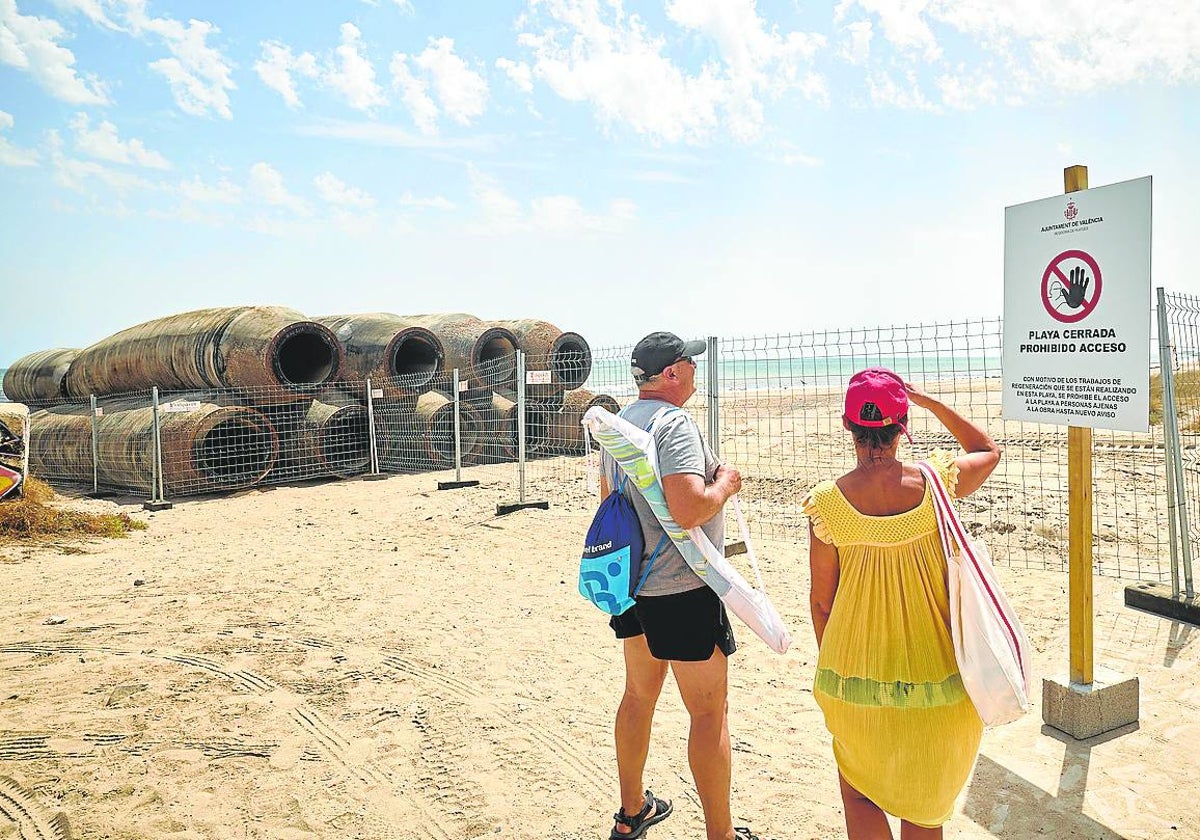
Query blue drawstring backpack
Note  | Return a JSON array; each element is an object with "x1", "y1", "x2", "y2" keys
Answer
[{"x1": 578, "y1": 469, "x2": 669, "y2": 616}]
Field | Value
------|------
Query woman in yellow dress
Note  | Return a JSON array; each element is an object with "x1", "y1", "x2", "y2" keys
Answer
[{"x1": 803, "y1": 368, "x2": 1001, "y2": 839}]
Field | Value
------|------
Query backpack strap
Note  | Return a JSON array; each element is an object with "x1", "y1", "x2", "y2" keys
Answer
[{"x1": 632, "y1": 533, "x2": 670, "y2": 596}]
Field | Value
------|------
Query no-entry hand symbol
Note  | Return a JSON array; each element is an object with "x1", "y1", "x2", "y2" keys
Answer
[{"x1": 1041, "y1": 249, "x2": 1102, "y2": 323}]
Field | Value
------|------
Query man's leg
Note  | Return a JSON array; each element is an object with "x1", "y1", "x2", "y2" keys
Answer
[
  {"x1": 671, "y1": 648, "x2": 733, "y2": 840},
  {"x1": 614, "y1": 634, "x2": 669, "y2": 832}
]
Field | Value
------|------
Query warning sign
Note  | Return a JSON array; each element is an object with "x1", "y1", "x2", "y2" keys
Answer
[
  {"x1": 1002, "y1": 176, "x2": 1151, "y2": 432},
  {"x1": 1041, "y1": 249, "x2": 1101, "y2": 323}
]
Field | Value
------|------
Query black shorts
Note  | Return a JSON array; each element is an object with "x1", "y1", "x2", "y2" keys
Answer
[{"x1": 609, "y1": 585, "x2": 737, "y2": 662}]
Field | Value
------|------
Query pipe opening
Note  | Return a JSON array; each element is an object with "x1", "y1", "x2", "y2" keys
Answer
[
  {"x1": 196, "y1": 418, "x2": 277, "y2": 485},
  {"x1": 390, "y1": 335, "x2": 441, "y2": 389},
  {"x1": 320, "y1": 410, "x2": 370, "y2": 474},
  {"x1": 277, "y1": 331, "x2": 337, "y2": 386},
  {"x1": 552, "y1": 338, "x2": 591, "y2": 389},
  {"x1": 475, "y1": 336, "x2": 517, "y2": 387}
]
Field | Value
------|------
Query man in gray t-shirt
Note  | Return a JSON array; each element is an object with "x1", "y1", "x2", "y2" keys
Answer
[{"x1": 598, "y1": 332, "x2": 760, "y2": 840}]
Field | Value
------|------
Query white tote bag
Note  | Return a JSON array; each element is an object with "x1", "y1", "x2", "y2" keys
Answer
[{"x1": 918, "y1": 461, "x2": 1033, "y2": 726}]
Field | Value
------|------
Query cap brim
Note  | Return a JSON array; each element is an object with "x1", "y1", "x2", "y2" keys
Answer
[{"x1": 680, "y1": 339, "x2": 707, "y2": 357}]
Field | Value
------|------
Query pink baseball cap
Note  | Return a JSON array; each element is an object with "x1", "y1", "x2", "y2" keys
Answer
[{"x1": 844, "y1": 367, "x2": 912, "y2": 443}]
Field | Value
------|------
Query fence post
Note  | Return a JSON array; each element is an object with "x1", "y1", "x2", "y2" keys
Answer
[
  {"x1": 21, "y1": 413, "x2": 30, "y2": 490},
  {"x1": 706, "y1": 335, "x2": 720, "y2": 459},
  {"x1": 90, "y1": 394, "x2": 99, "y2": 495},
  {"x1": 1156, "y1": 288, "x2": 1194, "y2": 597},
  {"x1": 143, "y1": 387, "x2": 172, "y2": 511},
  {"x1": 363, "y1": 378, "x2": 387, "y2": 481},
  {"x1": 497, "y1": 350, "x2": 547, "y2": 515},
  {"x1": 438, "y1": 368, "x2": 479, "y2": 490}
]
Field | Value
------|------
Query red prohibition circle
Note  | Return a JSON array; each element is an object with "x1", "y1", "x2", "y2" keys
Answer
[{"x1": 1041, "y1": 249, "x2": 1102, "y2": 323}]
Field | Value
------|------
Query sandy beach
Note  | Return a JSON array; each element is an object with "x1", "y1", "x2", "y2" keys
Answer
[{"x1": 0, "y1": 463, "x2": 1197, "y2": 840}]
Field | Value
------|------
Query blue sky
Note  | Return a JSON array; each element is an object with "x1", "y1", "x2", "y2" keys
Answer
[{"x1": 1, "y1": 0, "x2": 1197, "y2": 366}]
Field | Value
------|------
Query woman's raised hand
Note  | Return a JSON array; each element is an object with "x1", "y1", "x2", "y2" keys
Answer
[{"x1": 904, "y1": 381, "x2": 936, "y2": 410}]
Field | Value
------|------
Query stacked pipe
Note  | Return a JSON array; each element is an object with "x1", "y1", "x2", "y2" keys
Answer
[
  {"x1": 316, "y1": 313, "x2": 444, "y2": 397},
  {"x1": 28, "y1": 398, "x2": 279, "y2": 494},
  {"x1": 268, "y1": 389, "x2": 372, "y2": 481},
  {"x1": 7, "y1": 305, "x2": 615, "y2": 495},
  {"x1": 63, "y1": 306, "x2": 343, "y2": 402},
  {"x1": 2, "y1": 349, "x2": 78, "y2": 407}
]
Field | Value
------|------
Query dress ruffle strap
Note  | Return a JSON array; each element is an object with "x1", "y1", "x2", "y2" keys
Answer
[
  {"x1": 926, "y1": 449, "x2": 960, "y2": 499},
  {"x1": 802, "y1": 489, "x2": 834, "y2": 545}
]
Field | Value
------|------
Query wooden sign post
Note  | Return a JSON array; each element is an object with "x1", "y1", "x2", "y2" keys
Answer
[{"x1": 1065, "y1": 164, "x2": 1094, "y2": 688}]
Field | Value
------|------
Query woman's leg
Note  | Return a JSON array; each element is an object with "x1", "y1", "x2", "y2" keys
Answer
[
  {"x1": 899, "y1": 821, "x2": 942, "y2": 840},
  {"x1": 838, "y1": 773, "x2": 893, "y2": 840}
]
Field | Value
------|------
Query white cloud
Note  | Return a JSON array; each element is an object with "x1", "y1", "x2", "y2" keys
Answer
[
  {"x1": 398, "y1": 190, "x2": 455, "y2": 209},
  {"x1": 0, "y1": 110, "x2": 39, "y2": 166},
  {"x1": 836, "y1": 0, "x2": 940, "y2": 61},
  {"x1": 45, "y1": 128, "x2": 156, "y2": 192},
  {"x1": 468, "y1": 166, "x2": 636, "y2": 234},
  {"x1": 866, "y1": 68, "x2": 937, "y2": 110},
  {"x1": 935, "y1": 69, "x2": 998, "y2": 109},
  {"x1": 297, "y1": 119, "x2": 497, "y2": 150},
  {"x1": 495, "y1": 57, "x2": 533, "y2": 92},
  {"x1": 513, "y1": 0, "x2": 825, "y2": 144},
  {"x1": 178, "y1": 174, "x2": 242, "y2": 204},
  {"x1": 69, "y1": 112, "x2": 170, "y2": 169},
  {"x1": 50, "y1": 0, "x2": 121, "y2": 30},
  {"x1": 249, "y1": 162, "x2": 311, "y2": 216},
  {"x1": 391, "y1": 37, "x2": 488, "y2": 133},
  {"x1": 412, "y1": 38, "x2": 488, "y2": 125},
  {"x1": 256, "y1": 26, "x2": 387, "y2": 112},
  {"x1": 0, "y1": 0, "x2": 109, "y2": 104},
  {"x1": 326, "y1": 22, "x2": 386, "y2": 111},
  {"x1": 314, "y1": 171, "x2": 376, "y2": 209},
  {"x1": 836, "y1": 0, "x2": 1200, "y2": 107},
  {"x1": 255, "y1": 41, "x2": 319, "y2": 108},
  {"x1": 123, "y1": 1, "x2": 236, "y2": 119},
  {"x1": 389, "y1": 53, "x2": 438, "y2": 133},
  {"x1": 838, "y1": 19, "x2": 872, "y2": 65}
]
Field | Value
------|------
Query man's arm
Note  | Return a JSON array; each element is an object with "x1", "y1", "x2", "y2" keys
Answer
[{"x1": 662, "y1": 466, "x2": 741, "y2": 529}]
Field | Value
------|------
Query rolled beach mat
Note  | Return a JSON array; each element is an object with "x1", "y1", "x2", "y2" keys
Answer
[
  {"x1": 3, "y1": 348, "x2": 78, "y2": 406},
  {"x1": 403, "y1": 313, "x2": 518, "y2": 390},
  {"x1": 544, "y1": 389, "x2": 620, "y2": 455},
  {"x1": 316, "y1": 313, "x2": 444, "y2": 397},
  {"x1": 64, "y1": 306, "x2": 343, "y2": 402},
  {"x1": 29, "y1": 397, "x2": 279, "y2": 495},
  {"x1": 492, "y1": 319, "x2": 592, "y2": 398}
]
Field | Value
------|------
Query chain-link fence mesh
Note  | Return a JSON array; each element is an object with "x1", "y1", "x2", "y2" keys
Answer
[{"x1": 5, "y1": 308, "x2": 1186, "y2": 583}]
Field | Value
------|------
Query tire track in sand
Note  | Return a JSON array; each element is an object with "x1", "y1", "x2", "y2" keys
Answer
[{"x1": 0, "y1": 776, "x2": 72, "y2": 840}]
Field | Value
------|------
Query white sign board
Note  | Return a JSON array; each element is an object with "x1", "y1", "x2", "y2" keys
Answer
[
  {"x1": 162, "y1": 400, "x2": 202, "y2": 413},
  {"x1": 1002, "y1": 176, "x2": 1151, "y2": 432},
  {"x1": 526, "y1": 370, "x2": 552, "y2": 385}
]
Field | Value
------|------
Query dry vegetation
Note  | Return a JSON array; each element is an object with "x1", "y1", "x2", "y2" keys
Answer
[
  {"x1": 0, "y1": 477, "x2": 146, "y2": 544},
  {"x1": 1149, "y1": 367, "x2": 1200, "y2": 430}
]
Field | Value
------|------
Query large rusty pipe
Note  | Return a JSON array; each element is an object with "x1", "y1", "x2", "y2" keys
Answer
[
  {"x1": 29, "y1": 398, "x2": 279, "y2": 494},
  {"x1": 380, "y1": 391, "x2": 484, "y2": 469},
  {"x1": 271, "y1": 390, "x2": 371, "y2": 480},
  {"x1": 403, "y1": 313, "x2": 518, "y2": 390},
  {"x1": 64, "y1": 307, "x2": 343, "y2": 402},
  {"x1": 2, "y1": 348, "x2": 78, "y2": 405},
  {"x1": 543, "y1": 389, "x2": 620, "y2": 455},
  {"x1": 492, "y1": 320, "x2": 593, "y2": 397},
  {"x1": 316, "y1": 314, "x2": 444, "y2": 396}
]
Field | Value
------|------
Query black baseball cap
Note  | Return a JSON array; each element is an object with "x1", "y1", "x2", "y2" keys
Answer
[{"x1": 631, "y1": 331, "x2": 706, "y2": 383}]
